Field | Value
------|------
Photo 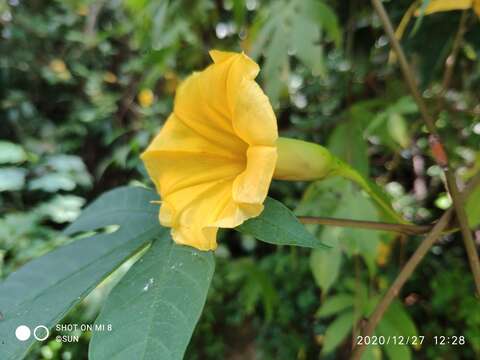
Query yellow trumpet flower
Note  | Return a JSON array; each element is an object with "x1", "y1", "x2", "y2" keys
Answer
[
  {"x1": 141, "y1": 50, "x2": 278, "y2": 250},
  {"x1": 142, "y1": 50, "x2": 401, "y2": 251},
  {"x1": 421, "y1": 0, "x2": 480, "y2": 17}
]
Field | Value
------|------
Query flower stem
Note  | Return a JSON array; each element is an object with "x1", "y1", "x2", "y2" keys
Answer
[
  {"x1": 298, "y1": 216, "x2": 433, "y2": 235},
  {"x1": 351, "y1": 171, "x2": 480, "y2": 360},
  {"x1": 352, "y1": 210, "x2": 453, "y2": 360},
  {"x1": 370, "y1": 0, "x2": 480, "y2": 294},
  {"x1": 330, "y1": 161, "x2": 407, "y2": 224},
  {"x1": 441, "y1": 10, "x2": 469, "y2": 93},
  {"x1": 275, "y1": 137, "x2": 406, "y2": 223}
]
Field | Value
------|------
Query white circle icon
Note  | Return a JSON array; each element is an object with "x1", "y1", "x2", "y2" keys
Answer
[
  {"x1": 33, "y1": 325, "x2": 49, "y2": 341},
  {"x1": 15, "y1": 325, "x2": 31, "y2": 341}
]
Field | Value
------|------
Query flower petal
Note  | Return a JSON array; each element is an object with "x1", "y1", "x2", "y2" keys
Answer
[
  {"x1": 422, "y1": 0, "x2": 472, "y2": 15},
  {"x1": 172, "y1": 226, "x2": 219, "y2": 251},
  {"x1": 142, "y1": 113, "x2": 244, "y2": 161},
  {"x1": 209, "y1": 49, "x2": 238, "y2": 64},
  {"x1": 233, "y1": 145, "x2": 277, "y2": 204},
  {"x1": 174, "y1": 61, "x2": 240, "y2": 142},
  {"x1": 233, "y1": 79, "x2": 278, "y2": 146},
  {"x1": 214, "y1": 202, "x2": 264, "y2": 228},
  {"x1": 474, "y1": 0, "x2": 480, "y2": 16},
  {"x1": 166, "y1": 180, "x2": 234, "y2": 250},
  {"x1": 142, "y1": 150, "x2": 244, "y2": 197},
  {"x1": 164, "y1": 178, "x2": 264, "y2": 250}
]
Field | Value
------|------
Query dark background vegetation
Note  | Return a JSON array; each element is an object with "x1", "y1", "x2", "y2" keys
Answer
[{"x1": 1, "y1": 0, "x2": 479, "y2": 359}]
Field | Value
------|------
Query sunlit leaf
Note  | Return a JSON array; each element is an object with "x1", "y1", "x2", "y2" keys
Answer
[{"x1": 0, "y1": 141, "x2": 27, "y2": 164}]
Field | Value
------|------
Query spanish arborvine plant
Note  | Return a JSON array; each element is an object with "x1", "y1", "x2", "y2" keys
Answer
[{"x1": 1, "y1": 0, "x2": 479, "y2": 359}]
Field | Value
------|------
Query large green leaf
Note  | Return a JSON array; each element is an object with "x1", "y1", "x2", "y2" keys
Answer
[
  {"x1": 236, "y1": 197, "x2": 329, "y2": 249},
  {"x1": 89, "y1": 237, "x2": 215, "y2": 360},
  {"x1": 0, "y1": 186, "x2": 162, "y2": 360},
  {"x1": 64, "y1": 186, "x2": 157, "y2": 235}
]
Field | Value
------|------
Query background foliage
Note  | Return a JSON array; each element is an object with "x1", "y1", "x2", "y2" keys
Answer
[{"x1": 1, "y1": 0, "x2": 479, "y2": 359}]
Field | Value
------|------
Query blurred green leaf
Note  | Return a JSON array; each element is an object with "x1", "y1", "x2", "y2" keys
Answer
[
  {"x1": 0, "y1": 141, "x2": 27, "y2": 164},
  {"x1": 37, "y1": 195, "x2": 86, "y2": 223},
  {"x1": 329, "y1": 187, "x2": 383, "y2": 274},
  {"x1": 310, "y1": 246, "x2": 342, "y2": 294},
  {"x1": 262, "y1": 21, "x2": 289, "y2": 104},
  {"x1": 383, "y1": 301, "x2": 418, "y2": 338},
  {"x1": 322, "y1": 310, "x2": 353, "y2": 354},
  {"x1": 366, "y1": 96, "x2": 417, "y2": 151},
  {"x1": 291, "y1": 2, "x2": 325, "y2": 77},
  {"x1": 0, "y1": 167, "x2": 26, "y2": 192},
  {"x1": 28, "y1": 173, "x2": 77, "y2": 192},
  {"x1": 376, "y1": 300, "x2": 417, "y2": 360},
  {"x1": 316, "y1": 294, "x2": 353, "y2": 318},
  {"x1": 233, "y1": 0, "x2": 246, "y2": 28},
  {"x1": 251, "y1": 0, "x2": 341, "y2": 105},
  {"x1": 151, "y1": 1, "x2": 170, "y2": 49},
  {"x1": 328, "y1": 118, "x2": 369, "y2": 177},
  {"x1": 228, "y1": 259, "x2": 278, "y2": 321},
  {"x1": 388, "y1": 113, "x2": 410, "y2": 148},
  {"x1": 28, "y1": 154, "x2": 92, "y2": 192},
  {"x1": 303, "y1": 0, "x2": 342, "y2": 47}
]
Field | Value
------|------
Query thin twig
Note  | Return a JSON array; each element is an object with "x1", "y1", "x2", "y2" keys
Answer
[
  {"x1": 84, "y1": 0, "x2": 105, "y2": 40},
  {"x1": 352, "y1": 172, "x2": 480, "y2": 360},
  {"x1": 441, "y1": 11, "x2": 469, "y2": 93},
  {"x1": 370, "y1": 0, "x2": 436, "y2": 135},
  {"x1": 352, "y1": 210, "x2": 453, "y2": 360},
  {"x1": 445, "y1": 169, "x2": 480, "y2": 291},
  {"x1": 298, "y1": 216, "x2": 433, "y2": 235},
  {"x1": 370, "y1": 0, "x2": 480, "y2": 294}
]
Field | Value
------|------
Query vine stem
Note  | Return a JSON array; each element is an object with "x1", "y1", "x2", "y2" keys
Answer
[
  {"x1": 370, "y1": 0, "x2": 480, "y2": 294},
  {"x1": 441, "y1": 10, "x2": 469, "y2": 93},
  {"x1": 352, "y1": 210, "x2": 453, "y2": 360},
  {"x1": 298, "y1": 216, "x2": 433, "y2": 235},
  {"x1": 352, "y1": 172, "x2": 480, "y2": 360}
]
